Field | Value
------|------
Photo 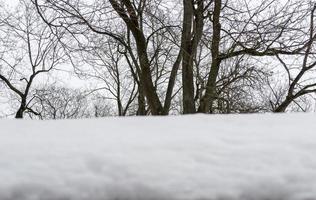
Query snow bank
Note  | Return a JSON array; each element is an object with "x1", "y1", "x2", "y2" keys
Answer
[{"x1": 0, "y1": 114, "x2": 316, "y2": 200}]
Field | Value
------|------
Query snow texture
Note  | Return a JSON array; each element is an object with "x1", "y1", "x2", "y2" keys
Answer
[{"x1": 0, "y1": 113, "x2": 316, "y2": 200}]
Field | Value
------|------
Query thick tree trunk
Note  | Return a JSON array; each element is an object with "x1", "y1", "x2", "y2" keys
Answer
[
  {"x1": 15, "y1": 99, "x2": 26, "y2": 119},
  {"x1": 274, "y1": 99, "x2": 292, "y2": 113},
  {"x1": 182, "y1": 45, "x2": 196, "y2": 113},
  {"x1": 135, "y1": 34, "x2": 163, "y2": 115},
  {"x1": 137, "y1": 84, "x2": 146, "y2": 115},
  {"x1": 15, "y1": 109, "x2": 24, "y2": 118},
  {"x1": 181, "y1": 0, "x2": 204, "y2": 114},
  {"x1": 198, "y1": 59, "x2": 222, "y2": 113},
  {"x1": 198, "y1": 0, "x2": 222, "y2": 113},
  {"x1": 181, "y1": 0, "x2": 195, "y2": 114}
]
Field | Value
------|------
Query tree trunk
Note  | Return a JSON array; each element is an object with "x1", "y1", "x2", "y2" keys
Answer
[
  {"x1": 137, "y1": 84, "x2": 146, "y2": 115},
  {"x1": 163, "y1": 51, "x2": 182, "y2": 115},
  {"x1": 135, "y1": 34, "x2": 163, "y2": 115},
  {"x1": 181, "y1": 0, "x2": 204, "y2": 114},
  {"x1": 274, "y1": 99, "x2": 292, "y2": 113},
  {"x1": 109, "y1": 0, "x2": 163, "y2": 115},
  {"x1": 15, "y1": 98, "x2": 26, "y2": 119},
  {"x1": 182, "y1": 44, "x2": 196, "y2": 113},
  {"x1": 198, "y1": 0, "x2": 222, "y2": 113},
  {"x1": 15, "y1": 108, "x2": 24, "y2": 118}
]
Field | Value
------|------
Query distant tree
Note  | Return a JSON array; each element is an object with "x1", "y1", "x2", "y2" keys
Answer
[
  {"x1": 74, "y1": 40, "x2": 139, "y2": 116},
  {"x1": 211, "y1": 57, "x2": 269, "y2": 113},
  {"x1": 30, "y1": 86, "x2": 89, "y2": 119}
]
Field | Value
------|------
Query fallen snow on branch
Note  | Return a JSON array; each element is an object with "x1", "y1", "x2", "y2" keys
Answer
[{"x1": 1, "y1": 114, "x2": 316, "y2": 200}]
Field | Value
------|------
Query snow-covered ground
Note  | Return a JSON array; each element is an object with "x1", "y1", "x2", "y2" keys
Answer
[{"x1": 0, "y1": 114, "x2": 316, "y2": 200}]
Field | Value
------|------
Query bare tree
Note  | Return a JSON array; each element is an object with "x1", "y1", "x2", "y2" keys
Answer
[
  {"x1": 30, "y1": 86, "x2": 90, "y2": 119},
  {"x1": 29, "y1": 0, "x2": 316, "y2": 116},
  {"x1": 273, "y1": 4, "x2": 316, "y2": 112},
  {"x1": 76, "y1": 40, "x2": 139, "y2": 116},
  {"x1": 0, "y1": 0, "x2": 64, "y2": 118},
  {"x1": 198, "y1": 0, "x2": 313, "y2": 113},
  {"x1": 32, "y1": 0, "x2": 186, "y2": 115}
]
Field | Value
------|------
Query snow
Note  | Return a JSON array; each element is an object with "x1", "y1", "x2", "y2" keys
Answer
[{"x1": 0, "y1": 114, "x2": 316, "y2": 200}]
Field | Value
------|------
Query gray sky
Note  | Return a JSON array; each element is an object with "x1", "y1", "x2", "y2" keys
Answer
[{"x1": 5, "y1": 0, "x2": 19, "y2": 8}]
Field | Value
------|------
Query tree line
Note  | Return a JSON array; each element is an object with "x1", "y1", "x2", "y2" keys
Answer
[{"x1": 0, "y1": 0, "x2": 315, "y2": 118}]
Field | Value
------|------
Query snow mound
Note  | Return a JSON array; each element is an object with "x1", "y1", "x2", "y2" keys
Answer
[{"x1": 1, "y1": 114, "x2": 316, "y2": 200}]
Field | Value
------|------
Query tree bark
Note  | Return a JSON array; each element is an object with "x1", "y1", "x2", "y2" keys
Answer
[
  {"x1": 15, "y1": 98, "x2": 26, "y2": 119},
  {"x1": 274, "y1": 99, "x2": 292, "y2": 113},
  {"x1": 181, "y1": 0, "x2": 204, "y2": 114},
  {"x1": 137, "y1": 83, "x2": 147, "y2": 115},
  {"x1": 198, "y1": 0, "x2": 222, "y2": 113}
]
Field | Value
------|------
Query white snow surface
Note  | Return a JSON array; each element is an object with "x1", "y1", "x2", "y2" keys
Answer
[{"x1": 1, "y1": 114, "x2": 316, "y2": 200}]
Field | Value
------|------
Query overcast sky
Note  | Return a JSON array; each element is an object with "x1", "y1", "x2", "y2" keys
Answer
[{"x1": 5, "y1": 0, "x2": 18, "y2": 7}]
